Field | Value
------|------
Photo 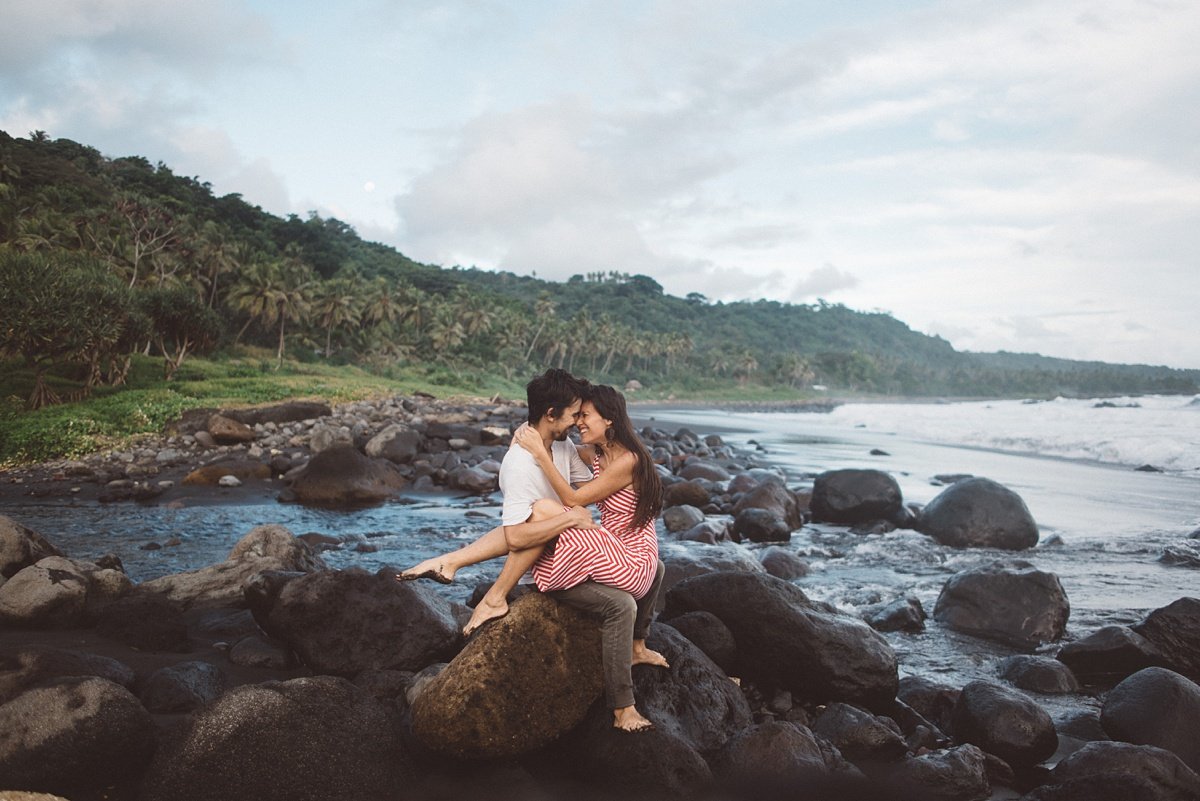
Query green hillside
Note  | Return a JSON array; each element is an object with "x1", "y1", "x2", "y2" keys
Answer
[{"x1": 2, "y1": 128, "x2": 1197, "y2": 418}]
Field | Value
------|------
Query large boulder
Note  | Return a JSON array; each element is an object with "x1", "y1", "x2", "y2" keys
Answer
[
  {"x1": 0, "y1": 677, "x2": 156, "y2": 798},
  {"x1": 0, "y1": 557, "x2": 91, "y2": 627},
  {"x1": 663, "y1": 479, "x2": 713, "y2": 509},
  {"x1": 810, "y1": 469, "x2": 903, "y2": 525},
  {"x1": 630, "y1": 623, "x2": 752, "y2": 753},
  {"x1": 998, "y1": 655, "x2": 1080, "y2": 694},
  {"x1": 182, "y1": 458, "x2": 271, "y2": 486},
  {"x1": 1057, "y1": 625, "x2": 1167, "y2": 687},
  {"x1": 141, "y1": 525, "x2": 325, "y2": 610},
  {"x1": 864, "y1": 595, "x2": 927, "y2": 634},
  {"x1": 663, "y1": 611, "x2": 738, "y2": 673},
  {"x1": 446, "y1": 465, "x2": 498, "y2": 494},
  {"x1": 0, "y1": 647, "x2": 135, "y2": 704},
  {"x1": 732, "y1": 480, "x2": 804, "y2": 529},
  {"x1": 206, "y1": 413, "x2": 256, "y2": 444},
  {"x1": 933, "y1": 561, "x2": 1069, "y2": 649},
  {"x1": 952, "y1": 680, "x2": 1057, "y2": 767},
  {"x1": 140, "y1": 676, "x2": 411, "y2": 801},
  {"x1": 917, "y1": 477, "x2": 1038, "y2": 549},
  {"x1": 881, "y1": 744, "x2": 991, "y2": 801},
  {"x1": 1026, "y1": 741, "x2": 1200, "y2": 801},
  {"x1": 897, "y1": 676, "x2": 959, "y2": 736},
  {"x1": 249, "y1": 568, "x2": 460, "y2": 676},
  {"x1": 1100, "y1": 667, "x2": 1200, "y2": 773},
  {"x1": 363, "y1": 423, "x2": 422, "y2": 464},
  {"x1": 811, "y1": 702, "x2": 908, "y2": 763},
  {"x1": 662, "y1": 504, "x2": 705, "y2": 534},
  {"x1": 659, "y1": 541, "x2": 765, "y2": 600},
  {"x1": 710, "y1": 721, "x2": 851, "y2": 783},
  {"x1": 1132, "y1": 597, "x2": 1200, "y2": 682},
  {"x1": 409, "y1": 592, "x2": 604, "y2": 758},
  {"x1": 680, "y1": 460, "x2": 732, "y2": 482},
  {"x1": 733, "y1": 508, "x2": 791, "y2": 542},
  {"x1": 139, "y1": 661, "x2": 225, "y2": 713},
  {"x1": 0, "y1": 516, "x2": 63, "y2": 578},
  {"x1": 222, "y1": 401, "x2": 332, "y2": 426},
  {"x1": 285, "y1": 445, "x2": 406, "y2": 506},
  {"x1": 664, "y1": 571, "x2": 899, "y2": 710},
  {"x1": 758, "y1": 545, "x2": 810, "y2": 580}
]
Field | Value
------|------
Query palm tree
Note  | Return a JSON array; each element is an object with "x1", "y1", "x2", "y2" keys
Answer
[
  {"x1": 362, "y1": 277, "x2": 404, "y2": 331},
  {"x1": 427, "y1": 304, "x2": 466, "y2": 352},
  {"x1": 195, "y1": 221, "x2": 238, "y2": 308},
  {"x1": 734, "y1": 350, "x2": 759, "y2": 386},
  {"x1": 523, "y1": 292, "x2": 556, "y2": 362},
  {"x1": 227, "y1": 261, "x2": 281, "y2": 345},
  {"x1": 265, "y1": 264, "x2": 313, "y2": 369},
  {"x1": 312, "y1": 278, "x2": 361, "y2": 357}
]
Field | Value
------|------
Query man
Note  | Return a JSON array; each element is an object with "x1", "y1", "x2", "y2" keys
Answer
[{"x1": 399, "y1": 368, "x2": 666, "y2": 731}]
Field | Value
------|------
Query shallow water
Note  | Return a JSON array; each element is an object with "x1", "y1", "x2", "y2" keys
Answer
[{"x1": 3, "y1": 398, "x2": 1198, "y2": 701}]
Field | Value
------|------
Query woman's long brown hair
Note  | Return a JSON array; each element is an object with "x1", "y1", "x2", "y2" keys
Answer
[{"x1": 587, "y1": 384, "x2": 663, "y2": 531}]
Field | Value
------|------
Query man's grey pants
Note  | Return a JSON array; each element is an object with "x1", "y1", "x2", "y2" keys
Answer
[{"x1": 547, "y1": 559, "x2": 666, "y2": 710}]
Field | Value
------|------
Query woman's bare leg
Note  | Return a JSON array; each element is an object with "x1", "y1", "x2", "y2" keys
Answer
[{"x1": 397, "y1": 524, "x2": 509, "y2": 582}]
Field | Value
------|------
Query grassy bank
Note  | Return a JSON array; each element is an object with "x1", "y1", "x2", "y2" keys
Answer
[
  {"x1": 0, "y1": 351, "x2": 527, "y2": 466},
  {"x1": 0, "y1": 351, "x2": 835, "y2": 467}
]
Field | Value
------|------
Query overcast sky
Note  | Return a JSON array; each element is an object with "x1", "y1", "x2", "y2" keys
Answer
[{"x1": 3, "y1": 0, "x2": 1199, "y2": 369}]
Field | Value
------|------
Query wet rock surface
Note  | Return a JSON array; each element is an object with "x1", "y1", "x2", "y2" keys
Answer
[
  {"x1": 917, "y1": 477, "x2": 1039, "y2": 550},
  {"x1": 933, "y1": 560, "x2": 1069, "y2": 649}
]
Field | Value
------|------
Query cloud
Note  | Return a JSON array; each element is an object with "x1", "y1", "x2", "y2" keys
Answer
[{"x1": 790, "y1": 264, "x2": 858, "y2": 300}]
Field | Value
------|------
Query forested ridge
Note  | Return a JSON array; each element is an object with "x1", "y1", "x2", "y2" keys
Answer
[{"x1": 2, "y1": 128, "x2": 1197, "y2": 411}]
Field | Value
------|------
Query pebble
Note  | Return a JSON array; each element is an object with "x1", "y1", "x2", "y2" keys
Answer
[{"x1": 218, "y1": 475, "x2": 243, "y2": 488}]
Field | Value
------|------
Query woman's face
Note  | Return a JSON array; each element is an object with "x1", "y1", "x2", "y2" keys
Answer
[{"x1": 574, "y1": 401, "x2": 612, "y2": 446}]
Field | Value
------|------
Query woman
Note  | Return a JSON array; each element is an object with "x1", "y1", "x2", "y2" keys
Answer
[{"x1": 400, "y1": 383, "x2": 667, "y2": 731}]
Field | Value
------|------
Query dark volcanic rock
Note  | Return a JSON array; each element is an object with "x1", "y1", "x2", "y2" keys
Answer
[
  {"x1": 540, "y1": 708, "x2": 713, "y2": 798},
  {"x1": 95, "y1": 592, "x2": 189, "y2": 652},
  {"x1": 881, "y1": 744, "x2": 991, "y2": 801},
  {"x1": 810, "y1": 469, "x2": 903, "y2": 525},
  {"x1": 998, "y1": 655, "x2": 1080, "y2": 694},
  {"x1": 680, "y1": 460, "x2": 732, "y2": 482},
  {"x1": 139, "y1": 660, "x2": 225, "y2": 713},
  {"x1": 0, "y1": 556, "x2": 90, "y2": 627},
  {"x1": 141, "y1": 676, "x2": 411, "y2": 801},
  {"x1": 181, "y1": 458, "x2": 271, "y2": 486},
  {"x1": 251, "y1": 567, "x2": 460, "y2": 676},
  {"x1": 0, "y1": 515, "x2": 64, "y2": 578},
  {"x1": 446, "y1": 464, "x2": 498, "y2": 494},
  {"x1": 898, "y1": 676, "x2": 960, "y2": 736},
  {"x1": 663, "y1": 479, "x2": 714, "y2": 509},
  {"x1": 662, "y1": 504, "x2": 705, "y2": 533},
  {"x1": 710, "y1": 721, "x2": 848, "y2": 783},
  {"x1": 659, "y1": 541, "x2": 765, "y2": 601},
  {"x1": 1159, "y1": 540, "x2": 1200, "y2": 568},
  {"x1": 664, "y1": 571, "x2": 898, "y2": 710},
  {"x1": 364, "y1": 423, "x2": 422, "y2": 464},
  {"x1": 1027, "y1": 741, "x2": 1200, "y2": 801},
  {"x1": 733, "y1": 507, "x2": 791, "y2": 542},
  {"x1": 732, "y1": 480, "x2": 804, "y2": 529},
  {"x1": 917, "y1": 477, "x2": 1039, "y2": 549},
  {"x1": 933, "y1": 560, "x2": 1069, "y2": 649},
  {"x1": 286, "y1": 444, "x2": 406, "y2": 506},
  {"x1": 410, "y1": 592, "x2": 604, "y2": 759},
  {"x1": 0, "y1": 647, "x2": 134, "y2": 704},
  {"x1": 206, "y1": 413, "x2": 256, "y2": 444},
  {"x1": 0, "y1": 676, "x2": 156, "y2": 798},
  {"x1": 663, "y1": 611, "x2": 739, "y2": 674},
  {"x1": 141, "y1": 525, "x2": 325, "y2": 610},
  {"x1": 1132, "y1": 597, "x2": 1200, "y2": 682},
  {"x1": 222, "y1": 401, "x2": 332, "y2": 426},
  {"x1": 1057, "y1": 625, "x2": 1167, "y2": 687},
  {"x1": 631, "y1": 623, "x2": 752, "y2": 753},
  {"x1": 811, "y1": 701, "x2": 908, "y2": 763},
  {"x1": 758, "y1": 545, "x2": 810, "y2": 580},
  {"x1": 865, "y1": 595, "x2": 927, "y2": 633},
  {"x1": 1100, "y1": 667, "x2": 1200, "y2": 773},
  {"x1": 952, "y1": 680, "x2": 1057, "y2": 767}
]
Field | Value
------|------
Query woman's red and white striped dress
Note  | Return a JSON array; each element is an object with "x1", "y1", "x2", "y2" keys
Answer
[{"x1": 531, "y1": 454, "x2": 659, "y2": 599}]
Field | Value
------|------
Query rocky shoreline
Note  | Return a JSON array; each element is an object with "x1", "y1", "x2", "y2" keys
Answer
[{"x1": 2, "y1": 395, "x2": 1200, "y2": 801}]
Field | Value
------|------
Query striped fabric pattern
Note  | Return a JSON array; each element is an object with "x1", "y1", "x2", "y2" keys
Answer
[{"x1": 531, "y1": 455, "x2": 659, "y2": 599}]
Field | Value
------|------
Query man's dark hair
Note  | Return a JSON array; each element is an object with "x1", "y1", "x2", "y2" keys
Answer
[{"x1": 526, "y1": 368, "x2": 585, "y2": 424}]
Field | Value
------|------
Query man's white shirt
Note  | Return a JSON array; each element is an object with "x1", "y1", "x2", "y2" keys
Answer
[{"x1": 499, "y1": 439, "x2": 592, "y2": 526}]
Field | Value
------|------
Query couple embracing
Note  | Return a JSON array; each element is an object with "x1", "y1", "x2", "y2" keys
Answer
[{"x1": 398, "y1": 368, "x2": 668, "y2": 732}]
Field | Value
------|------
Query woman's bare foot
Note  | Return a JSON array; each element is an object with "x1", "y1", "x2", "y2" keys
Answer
[
  {"x1": 613, "y1": 705, "x2": 654, "y2": 732},
  {"x1": 632, "y1": 641, "x2": 670, "y2": 668},
  {"x1": 396, "y1": 558, "x2": 455, "y2": 584},
  {"x1": 463, "y1": 596, "x2": 508, "y2": 636}
]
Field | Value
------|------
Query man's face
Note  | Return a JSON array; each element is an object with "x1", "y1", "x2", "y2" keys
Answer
[{"x1": 549, "y1": 398, "x2": 583, "y2": 441}]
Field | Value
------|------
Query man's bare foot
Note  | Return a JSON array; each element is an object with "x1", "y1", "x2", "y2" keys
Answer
[
  {"x1": 463, "y1": 596, "x2": 508, "y2": 636},
  {"x1": 396, "y1": 558, "x2": 455, "y2": 584},
  {"x1": 613, "y1": 705, "x2": 654, "y2": 732},
  {"x1": 632, "y1": 641, "x2": 670, "y2": 668}
]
